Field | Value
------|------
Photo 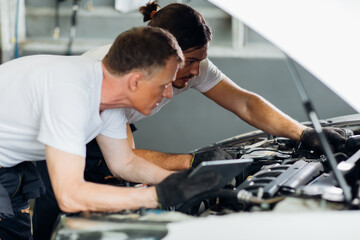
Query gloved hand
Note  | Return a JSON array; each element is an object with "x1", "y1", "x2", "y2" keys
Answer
[
  {"x1": 191, "y1": 147, "x2": 237, "y2": 168},
  {"x1": 155, "y1": 169, "x2": 222, "y2": 208},
  {"x1": 300, "y1": 127, "x2": 350, "y2": 152}
]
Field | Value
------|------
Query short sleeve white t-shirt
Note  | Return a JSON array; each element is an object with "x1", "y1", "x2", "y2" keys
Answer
[
  {"x1": 0, "y1": 55, "x2": 127, "y2": 167},
  {"x1": 82, "y1": 44, "x2": 226, "y2": 123}
]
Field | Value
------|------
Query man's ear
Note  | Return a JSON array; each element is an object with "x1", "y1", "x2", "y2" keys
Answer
[{"x1": 128, "y1": 73, "x2": 143, "y2": 91}]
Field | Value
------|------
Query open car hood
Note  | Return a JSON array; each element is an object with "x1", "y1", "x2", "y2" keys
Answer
[
  {"x1": 51, "y1": 2, "x2": 360, "y2": 240},
  {"x1": 208, "y1": 0, "x2": 360, "y2": 112}
]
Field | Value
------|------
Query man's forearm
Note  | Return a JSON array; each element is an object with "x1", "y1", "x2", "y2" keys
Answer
[
  {"x1": 203, "y1": 78, "x2": 306, "y2": 142},
  {"x1": 46, "y1": 145, "x2": 159, "y2": 213},
  {"x1": 96, "y1": 135, "x2": 173, "y2": 185},
  {"x1": 57, "y1": 181, "x2": 158, "y2": 213},
  {"x1": 133, "y1": 149, "x2": 192, "y2": 170},
  {"x1": 241, "y1": 93, "x2": 306, "y2": 141},
  {"x1": 111, "y1": 153, "x2": 173, "y2": 185}
]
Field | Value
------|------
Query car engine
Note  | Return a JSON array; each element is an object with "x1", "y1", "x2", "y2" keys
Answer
[
  {"x1": 179, "y1": 114, "x2": 360, "y2": 216},
  {"x1": 51, "y1": 114, "x2": 360, "y2": 240}
]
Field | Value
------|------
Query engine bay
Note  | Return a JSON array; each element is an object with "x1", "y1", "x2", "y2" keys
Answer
[
  {"x1": 181, "y1": 114, "x2": 360, "y2": 215},
  {"x1": 51, "y1": 114, "x2": 360, "y2": 240}
]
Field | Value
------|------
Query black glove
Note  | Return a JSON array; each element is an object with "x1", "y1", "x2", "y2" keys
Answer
[
  {"x1": 191, "y1": 147, "x2": 237, "y2": 168},
  {"x1": 300, "y1": 127, "x2": 350, "y2": 152},
  {"x1": 155, "y1": 169, "x2": 222, "y2": 208}
]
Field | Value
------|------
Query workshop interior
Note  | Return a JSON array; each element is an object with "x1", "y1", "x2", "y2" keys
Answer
[{"x1": 1, "y1": 0, "x2": 360, "y2": 239}]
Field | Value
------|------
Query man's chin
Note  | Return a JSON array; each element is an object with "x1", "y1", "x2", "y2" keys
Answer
[
  {"x1": 136, "y1": 108, "x2": 154, "y2": 116},
  {"x1": 172, "y1": 81, "x2": 188, "y2": 89}
]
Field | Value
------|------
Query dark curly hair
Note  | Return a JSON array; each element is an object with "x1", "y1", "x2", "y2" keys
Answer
[{"x1": 139, "y1": 2, "x2": 212, "y2": 51}]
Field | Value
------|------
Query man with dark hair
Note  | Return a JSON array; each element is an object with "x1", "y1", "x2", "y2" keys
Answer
[
  {"x1": 0, "y1": 26, "x2": 219, "y2": 240},
  {"x1": 83, "y1": 2, "x2": 349, "y2": 168},
  {"x1": 32, "y1": 3, "x2": 350, "y2": 239}
]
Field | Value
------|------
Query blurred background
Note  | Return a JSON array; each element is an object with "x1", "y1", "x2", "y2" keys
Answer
[{"x1": 0, "y1": 0, "x2": 356, "y2": 152}]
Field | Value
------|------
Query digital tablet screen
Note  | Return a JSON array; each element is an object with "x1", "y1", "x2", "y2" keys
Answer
[{"x1": 188, "y1": 159, "x2": 253, "y2": 188}]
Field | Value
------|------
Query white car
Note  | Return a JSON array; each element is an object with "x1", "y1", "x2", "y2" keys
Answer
[{"x1": 51, "y1": 1, "x2": 360, "y2": 239}]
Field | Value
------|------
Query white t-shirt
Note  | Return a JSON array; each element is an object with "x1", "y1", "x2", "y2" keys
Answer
[
  {"x1": 82, "y1": 45, "x2": 226, "y2": 123},
  {"x1": 0, "y1": 55, "x2": 127, "y2": 167}
]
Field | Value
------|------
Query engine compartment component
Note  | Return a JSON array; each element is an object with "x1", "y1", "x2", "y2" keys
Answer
[
  {"x1": 176, "y1": 114, "x2": 360, "y2": 215},
  {"x1": 51, "y1": 114, "x2": 360, "y2": 239}
]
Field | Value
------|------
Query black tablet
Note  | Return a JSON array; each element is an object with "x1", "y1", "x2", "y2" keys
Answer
[{"x1": 188, "y1": 159, "x2": 253, "y2": 188}]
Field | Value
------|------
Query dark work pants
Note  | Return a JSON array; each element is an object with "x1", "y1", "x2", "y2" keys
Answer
[
  {"x1": 33, "y1": 141, "x2": 115, "y2": 240},
  {"x1": 0, "y1": 162, "x2": 44, "y2": 240},
  {"x1": 33, "y1": 124, "x2": 136, "y2": 240},
  {"x1": 32, "y1": 161, "x2": 59, "y2": 240}
]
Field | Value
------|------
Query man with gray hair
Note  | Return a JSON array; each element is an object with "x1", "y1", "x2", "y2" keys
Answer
[{"x1": 0, "y1": 26, "x2": 220, "y2": 240}]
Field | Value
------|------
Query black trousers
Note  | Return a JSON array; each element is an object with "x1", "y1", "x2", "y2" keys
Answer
[
  {"x1": 32, "y1": 148, "x2": 117, "y2": 240},
  {"x1": 0, "y1": 162, "x2": 45, "y2": 240},
  {"x1": 33, "y1": 125, "x2": 136, "y2": 240}
]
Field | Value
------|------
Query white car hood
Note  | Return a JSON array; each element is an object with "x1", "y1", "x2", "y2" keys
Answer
[
  {"x1": 209, "y1": 0, "x2": 360, "y2": 112},
  {"x1": 165, "y1": 1, "x2": 360, "y2": 239}
]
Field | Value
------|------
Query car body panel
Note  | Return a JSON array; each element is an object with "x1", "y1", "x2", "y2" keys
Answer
[{"x1": 208, "y1": 0, "x2": 360, "y2": 112}]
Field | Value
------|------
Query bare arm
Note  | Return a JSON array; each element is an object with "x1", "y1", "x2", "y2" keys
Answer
[
  {"x1": 133, "y1": 148, "x2": 192, "y2": 170},
  {"x1": 96, "y1": 134, "x2": 172, "y2": 184},
  {"x1": 126, "y1": 123, "x2": 135, "y2": 149},
  {"x1": 45, "y1": 145, "x2": 158, "y2": 213},
  {"x1": 126, "y1": 123, "x2": 192, "y2": 170},
  {"x1": 204, "y1": 77, "x2": 307, "y2": 141}
]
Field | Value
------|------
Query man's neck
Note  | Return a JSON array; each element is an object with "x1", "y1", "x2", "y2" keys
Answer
[{"x1": 100, "y1": 63, "x2": 131, "y2": 111}]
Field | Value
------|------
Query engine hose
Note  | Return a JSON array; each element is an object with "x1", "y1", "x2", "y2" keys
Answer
[
  {"x1": 237, "y1": 189, "x2": 285, "y2": 204},
  {"x1": 176, "y1": 189, "x2": 285, "y2": 213}
]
